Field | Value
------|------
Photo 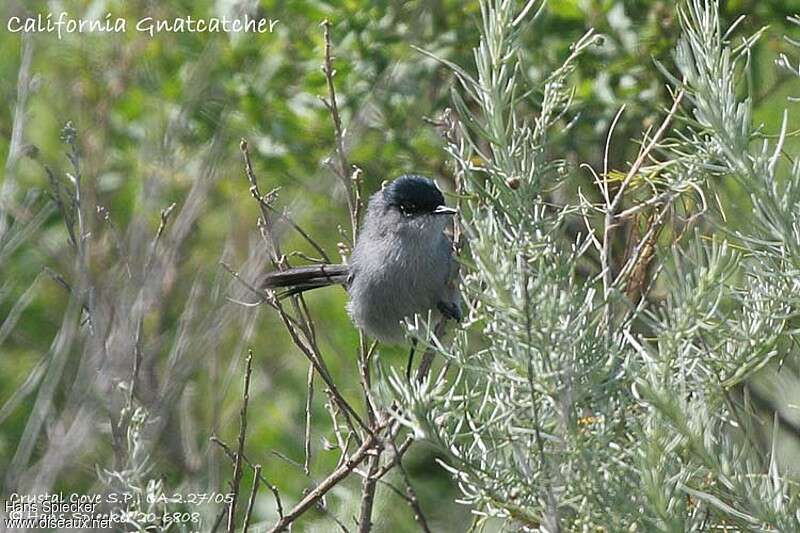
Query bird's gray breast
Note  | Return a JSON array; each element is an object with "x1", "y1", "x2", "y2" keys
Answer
[{"x1": 346, "y1": 218, "x2": 451, "y2": 343}]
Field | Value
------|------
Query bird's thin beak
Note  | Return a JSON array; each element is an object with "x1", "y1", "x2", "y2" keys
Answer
[{"x1": 433, "y1": 205, "x2": 458, "y2": 216}]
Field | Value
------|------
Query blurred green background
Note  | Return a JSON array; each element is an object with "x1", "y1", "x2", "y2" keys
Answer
[{"x1": 2, "y1": 0, "x2": 800, "y2": 531}]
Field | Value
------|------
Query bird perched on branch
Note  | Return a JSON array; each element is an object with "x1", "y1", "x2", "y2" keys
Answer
[{"x1": 262, "y1": 174, "x2": 461, "y2": 346}]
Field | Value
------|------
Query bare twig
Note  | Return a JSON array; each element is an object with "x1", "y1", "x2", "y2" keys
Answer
[
  {"x1": 318, "y1": 37, "x2": 384, "y2": 530},
  {"x1": 599, "y1": 89, "x2": 685, "y2": 324},
  {"x1": 227, "y1": 350, "x2": 254, "y2": 533},
  {"x1": 243, "y1": 464, "x2": 261, "y2": 533},
  {"x1": 266, "y1": 429, "x2": 383, "y2": 533},
  {"x1": 304, "y1": 363, "x2": 314, "y2": 475},
  {"x1": 210, "y1": 436, "x2": 284, "y2": 518},
  {"x1": 241, "y1": 139, "x2": 281, "y2": 264},
  {"x1": 238, "y1": 140, "x2": 367, "y2": 437},
  {"x1": 359, "y1": 333, "x2": 379, "y2": 422},
  {"x1": 357, "y1": 451, "x2": 382, "y2": 533},
  {"x1": 393, "y1": 452, "x2": 432, "y2": 533},
  {"x1": 320, "y1": 19, "x2": 357, "y2": 233},
  {"x1": 211, "y1": 506, "x2": 228, "y2": 533},
  {"x1": 610, "y1": 90, "x2": 685, "y2": 216},
  {"x1": 271, "y1": 303, "x2": 371, "y2": 434},
  {"x1": 372, "y1": 435, "x2": 414, "y2": 480},
  {"x1": 318, "y1": 24, "x2": 376, "y2": 447},
  {"x1": 220, "y1": 261, "x2": 267, "y2": 304},
  {"x1": 275, "y1": 205, "x2": 331, "y2": 262},
  {"x1": 352, "y1": 167, "x2": 364, "y2": 241}
]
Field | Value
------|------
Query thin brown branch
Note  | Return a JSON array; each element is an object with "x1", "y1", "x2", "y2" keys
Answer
[
  {"x1": 227, "y1": 350, "x2": 254, "y2": 533},
  {"x1": 220, "y1": 261, "x2": 268, "y2": 304},
  {"x1": 369, "y1": 436, "x2": 431, "y2": 533},
  {"x1": 266, "y1": 429, "x2": 382, "y2": 533},
  {"x1": 393, "y1": 448, "x2": 432, "y2": 533},
  {"x1": 238, "y1": 139, "x2": 366, "y2": 438},
  {"x1": 352, "y1": 167, "x2": 364, "y2": 241},
  {"x1": 373, "y1": 435, "x2": 413, "y2": 480},
  {"x1": 621, "y1": 211, "x2": 667, "y2": 304},
  {"x1": 359, "y1": 333, "x2": 379, "y2": 422},
  {"x1": 600, "y1": 88, "x2": 685, "y2": 322},
  {"x1": 241, "y1": 139, "x2": 281, "y2": 264},
  {"x1": 243, "y1": 464, "x2": 261, "y2": 533},
  {"x1": 304, "y1": 363, "x2": 314, "y2": 475},
  {"x1": 321, "y1": 19, "x2": 357, "y2": 235},
  {"x1": 356, "y1": 451, "x2": 382, "y2": 533},
  {"x1": 210, "y1": 436, "x2": 284, "y2": 518},
  {"x1": 273, "y1": 205, "x2": 332, "y2": 264},
  {"x1": 271, "y1": 299, "x2": 371, "y2": 435},
  {"x1": 612, "y1": 201, "x2": 672, "y2": 291},
  {"x1": 610, "y1": 89, "x2": 685, "y2": 215}
]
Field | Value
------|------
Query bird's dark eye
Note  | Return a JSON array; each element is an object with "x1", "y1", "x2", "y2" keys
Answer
[{"x1": 400, "y1": 202, "x2": 416, "y2": 216}]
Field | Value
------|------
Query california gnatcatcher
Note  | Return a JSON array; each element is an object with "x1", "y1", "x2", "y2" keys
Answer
[{"x1": 262, "y1": 174, "x2": 461, "y2": 345}]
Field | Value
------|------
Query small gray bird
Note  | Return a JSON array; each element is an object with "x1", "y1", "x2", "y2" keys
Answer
[{"x1": 262, "y1": 174, "x2": 461, "y2": 345}]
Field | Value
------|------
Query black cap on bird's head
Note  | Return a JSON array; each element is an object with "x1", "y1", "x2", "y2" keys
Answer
[{"x1": 383, "y1": 174, "x2": 457, "y2": 217}]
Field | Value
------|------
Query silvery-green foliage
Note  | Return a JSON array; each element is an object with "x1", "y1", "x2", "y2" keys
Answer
[
  {"x1": 97, "y1": 407, "x2": 171, "y2": 532},
  {"x1": 386, "y1": 0, "x2": 800, "y2": 530}
]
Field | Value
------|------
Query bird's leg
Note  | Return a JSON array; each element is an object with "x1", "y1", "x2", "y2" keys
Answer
[{"x1": 405, "y1": 338, "x2": 418, "y2": 381}]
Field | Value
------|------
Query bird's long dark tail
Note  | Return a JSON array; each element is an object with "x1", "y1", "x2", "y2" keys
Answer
[{"x1": 261, "y1": 264, "x2": 349, "y2": 298}]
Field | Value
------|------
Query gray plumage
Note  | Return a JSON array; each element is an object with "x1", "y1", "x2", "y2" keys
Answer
[{"x1": 262, "y1": 174, "x2": 460, "y2": 344}]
